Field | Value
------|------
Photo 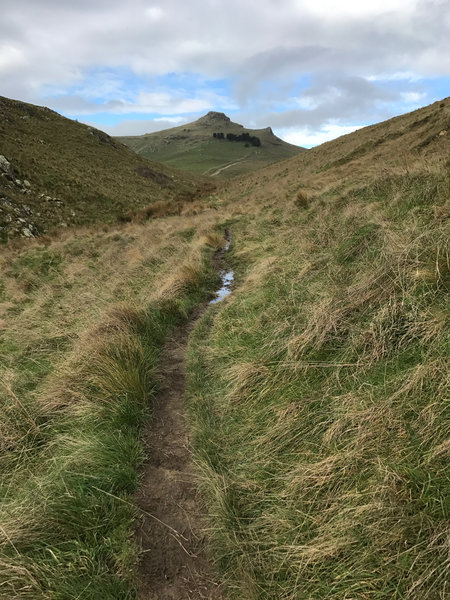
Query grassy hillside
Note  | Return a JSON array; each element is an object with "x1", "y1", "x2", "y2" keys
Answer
[
  {"x1": 116, "y1": 111, "x2": 304, "y2": 178},
  {"x1": 0, "y1": 97, "x2": 448, "y2": 599},
  {"x1": 0, "y1": 212, "x2": 229, "y2": 598},
  {"x1": 0, "y1": 96, "x2": 213, "y2": 241},
  {"x1": 187, "y1": 97, "x2": 449, "y2": 599}
]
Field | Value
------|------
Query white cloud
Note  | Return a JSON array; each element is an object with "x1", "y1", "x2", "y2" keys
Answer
[
  {"x1": 366, "y1": 71, "x2": 422, "y2": 82},
  {"x1": 153, "y1": 116, "x2": 186, "y2": 123},
  {"x1": 278, "y1": 124, "x2": 365, "y2": 148},
  {"x1": 145, "y1": 6, "x2": 164, "y2": 20},
  {"x1": 0, "y1": 44, "x2": 26, "y2": 72},
  {"x1": 0, "y1": 0, "x2": 448, "y2": 141},
  {"x1": 401, "y1": 91, "x2": 426, "y2": 103},
  {"x1": 48, "y1": 90, "x2": 237, "y2": 117},
  {"x1": 295, "y1": 0, "x2": 418, "y2": 18},
  {"x1": 100, "y1": 117, "x2": 191, "y2": 136}
]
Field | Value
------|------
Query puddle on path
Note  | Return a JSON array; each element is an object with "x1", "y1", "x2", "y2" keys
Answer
[
  {"x1": 210, "y1": 269, "x2": 234, "y2": 304},
  {"x1": 210, "y1": 232, "x2": 234, "y2": 304}
]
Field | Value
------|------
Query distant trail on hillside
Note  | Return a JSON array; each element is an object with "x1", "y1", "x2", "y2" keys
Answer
[{"x1": 203, "y1": 156, "x2": 248, "y2": 177}]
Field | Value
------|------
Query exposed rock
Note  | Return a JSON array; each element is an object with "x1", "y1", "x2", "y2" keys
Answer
[
  {"x1": 0, "y1": 194, "x2": 40, "y2": 238},
  {"x1": 0, "y1": 155, "x2": 11, "y2": 173},
  {"x1": 196, "y1": 111, "x2": 233, "y2": 126}
]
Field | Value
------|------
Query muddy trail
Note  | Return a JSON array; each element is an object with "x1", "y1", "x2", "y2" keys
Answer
[{"x1": 134, "y1": 233, "x2": 232, "y2": 599}]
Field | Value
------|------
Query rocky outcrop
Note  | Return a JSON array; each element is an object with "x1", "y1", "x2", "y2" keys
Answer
[
  {"x1": 0, "y1": 155, "x2": 41, "y2": 238},
  {"x1": 0, "y1": 154, "x2": 31, "y2": 194},
  {"x1": 0, "y1": 195, "x2": 39, "y2": 239},
  {"x1": 196, "y1": 111, "x2": 233, "y2": 126}
]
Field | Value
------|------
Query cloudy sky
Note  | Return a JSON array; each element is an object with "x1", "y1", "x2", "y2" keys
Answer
[{"x1": 1, "y1": 0, "x2": 449, "y2": 147}]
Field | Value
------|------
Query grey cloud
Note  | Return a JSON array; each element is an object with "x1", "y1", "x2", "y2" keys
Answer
[
  {"x1": 100, "y1": 118, "x2": 191, "y2": 137},
  {"x1": 237, "y1": 75, "x2": 398, "y2": 132},
  {"x1": 0, "y1": 0, "x2": 449, "y2": 141}
]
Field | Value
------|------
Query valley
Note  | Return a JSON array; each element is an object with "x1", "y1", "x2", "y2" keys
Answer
[{"x1": 0, "y1": 96, "x2": 449, "y2": 600}]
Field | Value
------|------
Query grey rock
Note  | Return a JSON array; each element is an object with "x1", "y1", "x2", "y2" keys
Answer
[{"x1": 0, "y1": 155, "x2": 10, "y2": 172}]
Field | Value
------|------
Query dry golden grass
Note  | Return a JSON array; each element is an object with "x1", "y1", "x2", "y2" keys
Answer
[{"x1": 294, "y1": 189, "x2": 309, "y2": 208}]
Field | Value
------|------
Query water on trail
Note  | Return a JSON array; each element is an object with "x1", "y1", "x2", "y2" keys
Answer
[
  {"x1": 210, "y1": 269, "x2": 234, "y2": 304},
  {"x1": 210, "y1": 234, "x2": 234, "y2": 304}
]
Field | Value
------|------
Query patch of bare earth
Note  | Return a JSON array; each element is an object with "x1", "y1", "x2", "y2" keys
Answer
[{"x1": 135, "y1": 308, "x2": 223, "y2": 600}]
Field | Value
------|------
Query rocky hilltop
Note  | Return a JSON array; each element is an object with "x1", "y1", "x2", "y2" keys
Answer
[
  {"x1": 196, "y1": 111, "x2": 233, "y2": 126},
  {"x1": 116, "y1": 112, "x2": 304, "y2": 178}
]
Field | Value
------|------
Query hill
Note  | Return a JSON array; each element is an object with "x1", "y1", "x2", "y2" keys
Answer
[
  {"x1": 188, "y1": 96, "x2": 449, "y2": 599},
  {"x1": 1, "y1": 97, "x2": 449, "y2": 599},
  {"x1": 0, "y1": 96, "x2": 213, "y2": 241},
  {"x1": 116, "y1": 111, "x2": 304, "y2": 178}
]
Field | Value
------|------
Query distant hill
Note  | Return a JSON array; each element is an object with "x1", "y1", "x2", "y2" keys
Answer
[
  {"x1": 0, "y1": 96, "x2": 212, "y2": 240},
  {"x1": 116, "y1": 112, "x2": 305, "y2": 178}
]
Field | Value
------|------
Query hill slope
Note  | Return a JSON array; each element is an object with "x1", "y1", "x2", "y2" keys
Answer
[
  {"x1": 0, "y1": 96, "x2": 213, "y2": 240},
  {"x1": 116, "y1": 111, "x2": 304, "y2": 178},
  {"x1": 188, "y1": 97, "x2": 450, "y2": 599},
  {"x1": 0, "y1": 97, "x2": 448, "y2": 600}
]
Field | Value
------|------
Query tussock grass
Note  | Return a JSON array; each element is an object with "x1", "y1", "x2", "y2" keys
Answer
[
  {"x1": 187, "y1": 158, "x2": 450, "y2": 598},
  {"x1": 0, "y1": 210, "x2": 225, "y2": 597},
  {"x1": 2, "y1": 96, "x2": 448, "y2": 599},
  {"x1": 294, "y1": 189, "x2": 309, "y2": 209}
]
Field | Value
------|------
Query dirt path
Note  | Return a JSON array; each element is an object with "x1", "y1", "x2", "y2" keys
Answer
[{"x1": 134, "y1": 238, "x2": 231, "y2": 599}]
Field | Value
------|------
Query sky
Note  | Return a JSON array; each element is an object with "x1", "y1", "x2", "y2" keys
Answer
[{"x1": 1, "y1": 0, "x2": 449, "y2": 148}]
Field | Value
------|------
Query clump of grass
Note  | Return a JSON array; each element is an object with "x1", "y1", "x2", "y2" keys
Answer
[
  {"x1": 294, "y1": 189, "x2": 309, "y2": 208},
  {"x1": 203, "y1": 231, "x2": 227, "y2": 249}
]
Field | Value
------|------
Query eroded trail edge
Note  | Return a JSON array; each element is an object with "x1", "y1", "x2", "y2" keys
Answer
[{"x1": 135, "y1": 235, "x2": 231, "y2": 600}]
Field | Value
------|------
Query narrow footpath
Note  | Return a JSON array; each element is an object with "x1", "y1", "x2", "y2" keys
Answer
[{"x1": 135, "y1": 236, "x2": 232, "y2": 599}]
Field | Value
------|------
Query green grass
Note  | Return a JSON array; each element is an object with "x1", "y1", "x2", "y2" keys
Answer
[
  {"x1": 1, "y1": 96, "x2": 449, "y2": 599},
  {"x1": 1, "y1": 299, "x2": 211, "y2": 599},
  {"x1": 0, "y1": 219, "x2": 224, "y2": 598},
  {"x1": 147, "y1": 139, "x2": 302, "y2": 178},
  {"x1": 187, "y1": 167, "x2": 450, "y2": 599}
]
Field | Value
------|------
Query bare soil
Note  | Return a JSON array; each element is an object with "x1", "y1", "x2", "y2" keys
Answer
[{"x1": 134, "y1": 236, "x2": 231, "y2": 599}]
